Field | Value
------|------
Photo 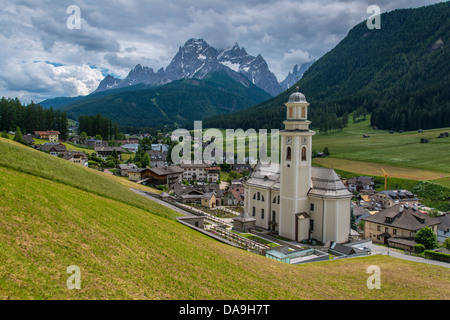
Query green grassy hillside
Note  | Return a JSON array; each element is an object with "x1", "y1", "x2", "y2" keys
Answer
[{"x1": 0, "y1": 138, "x2": 449, "y2": 299}]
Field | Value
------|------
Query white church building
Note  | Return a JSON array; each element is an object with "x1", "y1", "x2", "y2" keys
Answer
[{"x1": 234, "y1": 89, "x2": 353, "y2": 244}]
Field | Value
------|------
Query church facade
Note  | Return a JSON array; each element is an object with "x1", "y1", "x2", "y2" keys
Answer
[{"x1": 237, "y1": 89, "x2": 353, "y2": 244}]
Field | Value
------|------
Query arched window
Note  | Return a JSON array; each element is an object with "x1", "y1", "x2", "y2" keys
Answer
[
  {"x1": 253, "y1": 193, "x2": 256, "y2": 200},
  {"x1": 273, "y1": 196, "x2": 277, "y2": 204},
  {"x1": 257, "y1": 192, "x2": 260, "y2": 200},
  {"x1": 301, "y1": 147, "x2": 307, "y2": 161},
  {"x1": 301, "y1": 107, "x2": 306, "y2": 118},
  {"x1": 261, "y1": 195, "x2": 265, "y2": 202},
  {"x1": 277, "y1": 195, "x2": 280, "y2": 204},
  {"x1": 289, "y1": 107, "x2": 293, "y2": 118},
  {"x1": 286, "y1": 146, "x2": 292, "y2": 161}
]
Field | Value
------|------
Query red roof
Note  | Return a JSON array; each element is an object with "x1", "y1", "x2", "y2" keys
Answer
[{"x1": 34, "y1": 131, "x2": 60, "y2": 135}]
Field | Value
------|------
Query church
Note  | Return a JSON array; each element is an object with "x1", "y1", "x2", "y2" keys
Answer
[{"x1": 233, "y1": 89, "x2": 353, "y2": 244}]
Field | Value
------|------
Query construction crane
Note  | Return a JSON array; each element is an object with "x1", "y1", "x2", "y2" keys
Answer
[{"x1": 381, "y1": 168, "x2": 389, "y2": 190}]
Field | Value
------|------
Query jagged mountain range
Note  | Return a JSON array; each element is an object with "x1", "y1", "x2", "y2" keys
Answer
[{"x1": 95, "y1": 38, "x2": 313, "y2": 97}]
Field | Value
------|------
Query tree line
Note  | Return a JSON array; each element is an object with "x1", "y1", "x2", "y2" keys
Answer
[
  {"x1": 78, "y1": 114, "x2": 121, "y2": 141},
  {"x1": 0, "y1": 97, "x2": 68, "y2": 140}
]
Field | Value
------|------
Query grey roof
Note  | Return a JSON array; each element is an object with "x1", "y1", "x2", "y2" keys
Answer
[
  {"x1": 202, "y1": 192, "x2": 216, "y2": 200},
  {"x1": 308, "y1": 167, "x2": 353, "y2": 199},
  {"x1": 377, "y1": 189, "x2": 418, "y2": 201},
  {"x1": 245, "y1": 161, "x2": 280, "y2": 189},
  {"x1": 150, "y1": 165, "x2": 184, "y2": 176},
  {"x1": 288, "y1": 89, "x2": 308, "y2": 103},
  {"x1": 387, "y1": 237, "x2": 417, "y2": 247},
  {"x1": 362, "y1": 204, "x2": 441, "y2": 231},
  {"x1": 117, "y1": 163, "x2": 138, "y2": 170},
  {"x1": 61, "y1": 151, "x2": 87, "y2": 160},
  {"x1": 38, "y1": 143, "x2": 67, "y2": 152},
  {"x1": 128, "y1": 167, "x2": 151, "y2": 173},
  {"x1": 94, "y1": 146, "x2": 125, "y2": 152},
  {"x1": 435, "y1": 214, "x2": 450, "y2": 232},
  {"x1": 233, "y1": 211, "x2": 256, "y2": 223},
  {"x1": 172, "y1": 183, "x2": 223, "y2": 198}
]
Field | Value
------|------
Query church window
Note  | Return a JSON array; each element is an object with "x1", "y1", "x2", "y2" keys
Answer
[
  {"x1": 301, "y1": 147, "x2": 307, "y2": 161},
  {"x1": 257, "y1": 192, "x2": 260, "y2": 200},
  {"x1": 261, "y1": 195, "x2": 264, "y2": 202},
  {"x1": 286, "y1": 147, "x2": 292, "y2": 161},
  {"x1": 301, "y1": 107, "x2": 306, "y2": 118},
  {"x1": 277, "y1": 195, "x2": 280, "y2": 204},
  {"x1": 289, "y1": 107, "x2": 293, "y2": 118},
  {"x1": 273, "y1": 197, "x2": 277, "y2": 204},
  {"x1": 253, "y1": 193, "x2": 256, "y2": 200}
]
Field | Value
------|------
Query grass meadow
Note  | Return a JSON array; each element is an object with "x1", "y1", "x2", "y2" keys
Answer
[{"x1": 0, "y1": 137, "x2": 449, "y2": 300}]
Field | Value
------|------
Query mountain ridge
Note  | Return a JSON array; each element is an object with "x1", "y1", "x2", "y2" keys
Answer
[{"x1": 94, "y1": 38, "x2": 313, "y2": 97}]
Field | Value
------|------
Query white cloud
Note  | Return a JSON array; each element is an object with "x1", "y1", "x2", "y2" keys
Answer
[
  {"x1": 0, "y1": 0, "x2": 446, "y2": 101},
  {"x1": 0, "y1": 61, "x2": 104, "y2": 102}
]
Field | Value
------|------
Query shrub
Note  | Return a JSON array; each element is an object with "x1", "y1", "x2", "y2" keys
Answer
[
  {"x1": 415, "y1": 227, "x2": 439, "y2": 250},
  {"x1": 414, "y1": 243, "x2": 425, "y2": 253},
  {"x1": 424, "y1": 250, "x2": 450, "y2": 263},
  {"x1": 444, "y1": 237, "x2": 450, "y2": 250}
]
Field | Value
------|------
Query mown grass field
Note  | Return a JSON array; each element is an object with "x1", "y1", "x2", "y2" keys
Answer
[
  {"x1": 312, "y1": 118, "x2": 450, "y2": 177},
  {"x1": 0, "y1": 138, "x2": 449, "y2": 300}
]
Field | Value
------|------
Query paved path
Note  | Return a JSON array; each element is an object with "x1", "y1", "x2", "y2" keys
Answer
[
  {"x1": 130, "y1": 188, "x2": 196, "y2": 217},
  {"x1": 371, "y1": 244, "x2": 449, "y2": 268}
]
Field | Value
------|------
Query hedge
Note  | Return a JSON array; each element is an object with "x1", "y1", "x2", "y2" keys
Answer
[{"x1": 424, "y1": 250, "x2": 450, "y2": 263}]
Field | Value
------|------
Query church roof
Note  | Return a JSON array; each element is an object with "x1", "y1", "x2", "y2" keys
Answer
[
  {"x1": 287, "y1": 87, "x2": 308, "y2": 103},
  {"x1": 233, "y1": 211, "x2": 256, "y2": 223},
  {"x1": 246, "y1": 162, "x2": 351, "y2": 199},
  {"x1": 308, "y1": 167, "x2": 353, "y2": 199}
]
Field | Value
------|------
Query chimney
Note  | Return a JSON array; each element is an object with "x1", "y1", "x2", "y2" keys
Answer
[
  {"x1": 399, "y1": 205, "x2": 404, "y2": 213},
  {"x1": 404, "y1": 202, "x2": 409, "y2": 209}
]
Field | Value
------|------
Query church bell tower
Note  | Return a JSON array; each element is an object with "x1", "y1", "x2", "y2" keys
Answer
[{"x1": 279, "y1": 87, "x2": 315, "y2": 240}]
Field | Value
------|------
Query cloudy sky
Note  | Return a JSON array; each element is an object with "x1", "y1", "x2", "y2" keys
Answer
[{"x1": 0, "y1": 0, "x2": 446, "y2": 103}]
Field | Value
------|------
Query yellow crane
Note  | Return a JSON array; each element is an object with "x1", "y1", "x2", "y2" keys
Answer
[{"x1": 381, "y1": 168, "x2": 390, "y2": 190}]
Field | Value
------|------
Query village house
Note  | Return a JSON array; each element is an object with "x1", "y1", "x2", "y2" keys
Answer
[
  {"x1": 146, "y1": 149, "x2": 169, "y2": 167},
  {"x1": 146, "y1": 166, "x2": 184, "y2": 187},
  {"x1": 231, "y1": 163, "x2": 252, "y2": 175},
  {"x1": 435, "y1": 213, "x2": 450, "y2": 244},
  {"x1": 94, "y1": 146, "x2": 126, "y2": 161},
  {"x1": 201, "y1": 192, "x2": 217, "y2": 209},
  {"x1": 34, "y1": 142, "x2": 67, "y2": 156},
  {"x1": 116, "y1": 163, "x2": 139, "y2": 177},
  {"x1": 122, "y1": 143, "x2": 140, "y2": 153},
  {"x1": 171, "y1": 182, "x2": 223, "y2": 207},
  {"x1": 362, "y1": 203, "x2": 441, "y2": 251},
  {"x1": 61, "y1": 151, "x2": 88, "y2": 167},
  {"x1": 84, "y1": 139, "x2": 108, "y2": 148},
  {"x1": 368, "y1": 189, "x2": 419, "y2": 210},
  {"x1": 180, "y1": 162, "x2": 221, "y2": 183},
  {"x1": 223, "y1": 183, "x2": 245, "y2": 206},
  {"x1": 128, "y1": 167, "x2": 152, "y2": 182},
  {"x1": 346, "y1": 176, "x2": 375, "y2": 193},
  {"x1": 34, "y1": 130, "x2": 60, "y2": 142},
  {"x1": 22, "y1": 134, "x2": 35, "y2": 146}
]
